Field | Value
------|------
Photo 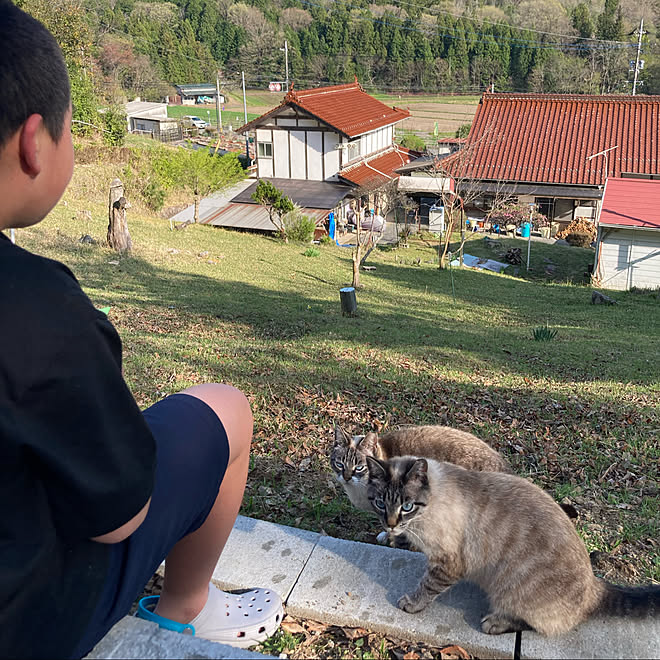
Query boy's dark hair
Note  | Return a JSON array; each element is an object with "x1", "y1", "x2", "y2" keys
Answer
[{"x1": 0, "y1": 1, "x2": 71, "y2": 150}]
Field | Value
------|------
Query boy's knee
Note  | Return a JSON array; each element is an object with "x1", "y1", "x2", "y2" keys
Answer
[{"x1": 181, "y1": 383, "x2": 253, "y2": 457}]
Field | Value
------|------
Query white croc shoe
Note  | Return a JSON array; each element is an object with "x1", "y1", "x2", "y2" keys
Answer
[{"x1": 136, "y1": 583, "x2": 283, "y2": 649}]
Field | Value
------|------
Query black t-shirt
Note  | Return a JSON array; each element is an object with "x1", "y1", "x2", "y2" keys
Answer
[{"x1": 0, "y1": 232, "x2": 156, "y2": 658}]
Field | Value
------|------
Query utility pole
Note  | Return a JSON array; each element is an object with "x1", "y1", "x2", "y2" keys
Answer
[
  {"x1": 241, "y1": 71, "x2": 249, "y2": 161},
  {"x1": 280, "y1": 40, "x2": 289, "y2": 90},
  {"x1": 527, "y1": 204, "x2": 533, "y2": 271},
  {"x1": 215, "y1": 71, "x2": 222, "y2": 131},
  {"x1": 631, "y1": 18, "x2": 646, "y2": 96}
]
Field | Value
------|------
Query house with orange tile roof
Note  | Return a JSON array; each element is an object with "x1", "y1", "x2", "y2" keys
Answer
[
  {"x1": 219, "y1": 80, "x2": 415, "y2": 234},
  {"x1": 446, "y1": 93, "x2": 660, "y2": 231}
]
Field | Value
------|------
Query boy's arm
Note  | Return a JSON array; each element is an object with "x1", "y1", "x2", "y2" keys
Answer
[{"x1": 91, "y1": 497, "x2": 151, "y2": 544}]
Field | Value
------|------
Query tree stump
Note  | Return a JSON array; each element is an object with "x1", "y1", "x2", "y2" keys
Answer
[
  {"x1": 340, "y1": 287, "x2": 357, "y2": 317},
  {"x1": 107, "y1": 178, "x2": 132, "y2": 253}
]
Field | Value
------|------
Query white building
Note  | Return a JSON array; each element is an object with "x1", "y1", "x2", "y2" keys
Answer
[{"x1": 594, "y1": 177, "x2": 660, "y2": 290}]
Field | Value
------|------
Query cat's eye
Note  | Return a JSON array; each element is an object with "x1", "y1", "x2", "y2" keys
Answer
[
  {"x1": 354, "y1": 465, "x2": 366, "y2": 473},
  {"x1": 401, "y1": 501, "x2": 414, "y2": 512},
  {"x1": 373, "y1": 497, "x2": 385, "y2": 510},
  {"x1": 334, "y1": 460, "x2": 344, "y2": 469}
]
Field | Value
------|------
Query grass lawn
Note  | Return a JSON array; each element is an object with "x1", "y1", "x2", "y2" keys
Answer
[
  {"x1": 19, "y1": 154, "x2": 660, "y2": 601},
  {"x1": 166, "y1": 104, "x2": 260, "y2": 128}
]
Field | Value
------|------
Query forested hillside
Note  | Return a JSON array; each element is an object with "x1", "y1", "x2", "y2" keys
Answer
[{"x1": 17, "y1": 0, "x2": 660, "y2": 119}]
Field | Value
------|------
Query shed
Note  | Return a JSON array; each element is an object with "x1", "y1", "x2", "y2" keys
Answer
[
  {"x1": 125, "y1": 101, "x2": 168, "y2": 129},
  {"x1": 594, "y1": 177, "x2": 660, "y2": 290},
  {"x1": 173, "y1": 84, "x2": 222, "y2": 106}
]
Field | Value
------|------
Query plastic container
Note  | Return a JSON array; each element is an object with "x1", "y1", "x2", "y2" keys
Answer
[{"x1": 521, "y1": 222, "x2": 531, "y2": 238}]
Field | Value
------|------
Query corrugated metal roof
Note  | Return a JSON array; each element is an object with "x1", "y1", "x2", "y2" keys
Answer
[
  {"x1": 338, "y1": 147, "x2": 414, "y2": 187},
  {"x1": 599, "y1": 178, "x2": 660, "y2": 229},
  {"x1": 232, "y1": 178, "x2": 352, "y2": 209},
  {"x1": 125, "y1": 101, "x2": 167, "y2": 117},
  {"x1": 455, "y1": 93, "x2": 660, "y2": 186},
  {"x1": 199, "y1": 203, "x2": 328, "y2": 232},
  {"x1": 175, "y1": 84, "x2": 217, "y2": 95},
  {"x1": 239, "y1": 81, "x2": 410, "y2": 138}
]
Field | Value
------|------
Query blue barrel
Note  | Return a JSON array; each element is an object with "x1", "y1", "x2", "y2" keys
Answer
[{"x1": 521, "y1": 222, "x2": 531, "y2": 238}]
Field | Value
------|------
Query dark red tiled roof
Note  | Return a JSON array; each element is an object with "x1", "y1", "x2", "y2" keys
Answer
[
  {"x1": 457, "y1": 93, "x2": 660, "y2": 187},
  {"x1": 338, "y1": 147, "x2": 414, "y2": 187},
  {"x1": 599, "y1": 178, "x2": 660, "y2": 229},
  {"x1": 239, "y1": 81, "x2": 410, "y2": 138}
]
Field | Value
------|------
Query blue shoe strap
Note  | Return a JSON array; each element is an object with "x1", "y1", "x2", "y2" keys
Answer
[{"x1": 136, "y1": 595, "x2": 196, "y2": 635}]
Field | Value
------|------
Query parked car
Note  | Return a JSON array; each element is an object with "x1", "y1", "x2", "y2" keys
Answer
[{"x1": 183, "y1": 115, "x2": 209, "y2": 129}]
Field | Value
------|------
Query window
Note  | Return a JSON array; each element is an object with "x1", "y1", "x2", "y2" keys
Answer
[
  {"x1": 345, "y1": 139, "x2": 361, "y2": 163},
  {"x1": 535, "y1": 197, "x2": 555, "y2": 220},
  {"x1": 258, "y1": 142, "x2": 273, "y2": 158}
]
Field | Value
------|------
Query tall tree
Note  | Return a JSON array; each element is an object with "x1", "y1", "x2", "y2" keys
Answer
[{"x1": 597, "y1": 0, "x2": 624, "y2": 40}]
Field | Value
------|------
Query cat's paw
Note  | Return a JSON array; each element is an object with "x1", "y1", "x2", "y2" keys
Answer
[
  {"x1": 376, "y1": 531, "x2": 389, "y2": 545},
  {"x1": 397, "y1": 593, "x2": 426, "y2": 613},
  {"x1": 480, "y1": 613, "x2": 521, "y2": 635}
]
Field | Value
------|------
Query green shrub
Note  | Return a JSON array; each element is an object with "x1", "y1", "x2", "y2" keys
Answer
[
  {"x1": 399, "y1": 134, "x2": 426, "y2": 152},
  {"x1": 456, "y1": 123, "x2": 471, "y2": 138},
  {"x1": 319, "y1": 235, "x2": 334, "y2": 245},
  {"x1": 532, "y1": 323, "x2": 558, "y2": 341},
  {"x1": 143, "y1": 181, "x2": 166, "y2": 212},
  {"x1": 102, "y1": 106, "x2": 128, "y2": 147},
  {"x1": 303, "y1": 247, "x2": 320, "y2": 257},
  {"x1": 283, "y1": 207, "x2": 317, "y2": 243},
  {"x1": 565, "y1": 232, "x2": 593, "y2": 248}
]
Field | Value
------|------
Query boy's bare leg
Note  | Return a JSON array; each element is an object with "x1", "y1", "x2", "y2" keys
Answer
[{"x1": 154, "y1": 384, "x2": 253, "y2": 624}]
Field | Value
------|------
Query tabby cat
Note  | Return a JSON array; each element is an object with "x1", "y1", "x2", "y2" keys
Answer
[
  {"x1": 330, "y1": 425, "x2": 510, "y2": 513},
  {"x1": 366, "y1": 455, "x2": 659, "y2": 635}
]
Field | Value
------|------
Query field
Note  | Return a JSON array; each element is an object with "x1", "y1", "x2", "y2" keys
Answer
[
  {"x1": 167, "y1": 103, "x2": 261, "y2": 130},
  {"x1": 17, "y1": 148, "x2": 659, "y2": 655},
  {"x1": 220, "y1": 89, "x2": 480, "y2": 138}
]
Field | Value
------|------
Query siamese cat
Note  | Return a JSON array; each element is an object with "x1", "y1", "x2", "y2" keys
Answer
[
  {"x1": 366, "y1": 455, "x2": 658, "y2": 636},
  {"x1": 330, "y1": 425, "x2": 511, "y2": 513}
]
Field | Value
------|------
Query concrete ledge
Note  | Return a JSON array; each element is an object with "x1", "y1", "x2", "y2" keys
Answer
[
  {"x1": 520, "y1": 614, "x2": 660, "y2": 659},
  {"x1": 286, "y1": 534, "x2": 515, "y2": 659},
  {"x1": 212, "y1": 515, "x2": 320, "y2": 600},
  {"x1": 88, "y1": 516, "x2": 660, "y2": 660},
  {"x1": 85, "y1": 616, "x2": 269, "y2": 659}
]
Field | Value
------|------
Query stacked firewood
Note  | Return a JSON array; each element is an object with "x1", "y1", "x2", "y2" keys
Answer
[{"x1": 556, "y1": 219, "x2": 596, "y2": 241}]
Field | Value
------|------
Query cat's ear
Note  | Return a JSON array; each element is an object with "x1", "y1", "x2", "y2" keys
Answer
[
  {"x1": 405, "y1": 458, "x2": 429, "y2": 487},
  {"x1": 359, "y1": 432, "x2": 379, "y2": 456},
  {"x1": 334, "y1": 425, "x2": 351, "y2": 446},
  {"x1": 365, "y1": 455, "x2": 388, "y2": 481}
]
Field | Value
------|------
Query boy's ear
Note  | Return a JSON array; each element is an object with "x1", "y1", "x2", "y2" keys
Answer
[{"x1": 18, "y1": 114, "x2": 45, "y2": 177}]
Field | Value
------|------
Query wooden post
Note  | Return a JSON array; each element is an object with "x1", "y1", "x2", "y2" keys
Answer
[
  {"x1": 340, "y1": 287, "x2": 357, "y2": 317},
  {"x1": 107, "y1": 178, "x2": 132, "y2": 253}
]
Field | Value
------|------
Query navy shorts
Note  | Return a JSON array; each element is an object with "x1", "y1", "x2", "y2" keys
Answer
[{"x1": 71, "y1": 393, "x2": 230, "y2": 658}]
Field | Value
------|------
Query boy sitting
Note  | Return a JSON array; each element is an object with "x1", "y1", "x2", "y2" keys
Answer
[{"x1": 0, "y1": 3, "x2": 281, "y2": 657}]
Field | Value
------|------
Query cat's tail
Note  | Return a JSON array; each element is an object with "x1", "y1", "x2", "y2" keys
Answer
[{"x1": 595, "y1": 581, "x2": 660, "y2": 619}]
